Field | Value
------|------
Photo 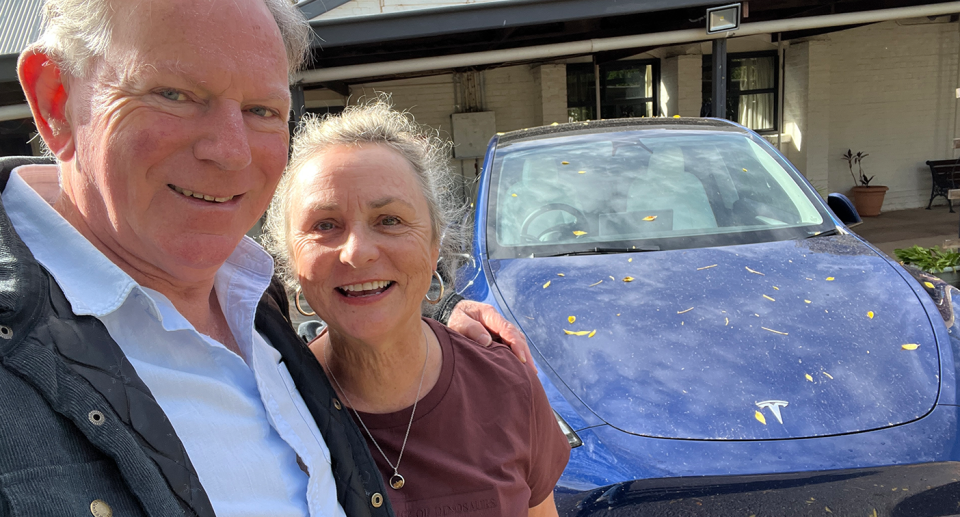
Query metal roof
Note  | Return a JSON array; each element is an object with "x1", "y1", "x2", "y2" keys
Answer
[
  {"x1": 0, "y1": 0, "x2": 42, "y2": 57},
  {"x1": 305, "y1": 0, "x2": 720, "y2": 48}
]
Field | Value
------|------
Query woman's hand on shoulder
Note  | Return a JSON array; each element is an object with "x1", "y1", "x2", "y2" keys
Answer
[{"x1": 447, "y1": 300, "x2": 536, "y2": 372}]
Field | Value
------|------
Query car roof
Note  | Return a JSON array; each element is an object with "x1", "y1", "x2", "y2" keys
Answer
[{"x1": 497, "y1": 117, "x2": 748, "y2": 145}]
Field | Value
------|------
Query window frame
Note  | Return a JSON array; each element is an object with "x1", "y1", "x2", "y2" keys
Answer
[
  {"x1": 702, "y1": 50, "x2": 780, "y2": 134},
  {"x1": 566, "y1": 59, "x2": 662, "y2": 122}
]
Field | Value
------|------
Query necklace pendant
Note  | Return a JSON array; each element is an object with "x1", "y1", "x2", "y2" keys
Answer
[{"x1": 389, "y1": 473, "x2": 405, "y2": 490}]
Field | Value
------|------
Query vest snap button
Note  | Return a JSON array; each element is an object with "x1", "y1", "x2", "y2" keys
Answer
[
  {"x1": 333, "y1": 399, "x2": 342, "y2": 410},
  {"x1": 0, "y1": 325, "x2": 13, "y2": 340},
  {"x1": 371, "y1": 492, "x2": 383, "y2": 508},
  {"x1": 90, "y1": 499, "x2": 112, "y2": 517},
  {"x1": 88, "y1": 410, "x2": 105, "y2": 426}
]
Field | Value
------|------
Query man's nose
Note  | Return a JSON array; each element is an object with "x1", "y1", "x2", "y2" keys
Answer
[
  {"x1": 339, "y1": 226, "x2": 379, "y2": 268},
  {"x1": 193, "y1": 101, "x2": 252, "y2": 171}
]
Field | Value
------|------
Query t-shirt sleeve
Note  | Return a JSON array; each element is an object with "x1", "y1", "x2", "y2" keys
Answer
[{"x1": 525, "y1": 368, "x2": 572, "y2": 507}]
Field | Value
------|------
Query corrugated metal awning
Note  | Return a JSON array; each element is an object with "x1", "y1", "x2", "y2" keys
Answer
[{"x1": 0, "y1": 0, "x2": 42, "y2": 57}]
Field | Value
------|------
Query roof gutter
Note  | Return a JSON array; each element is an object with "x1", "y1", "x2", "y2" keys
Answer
[
  {"x1": 298, "y1": 1, "x2": 960, "y2": 84},
  {"x1": 0, "y1": 103, "x2": 31, "y2": 123}
]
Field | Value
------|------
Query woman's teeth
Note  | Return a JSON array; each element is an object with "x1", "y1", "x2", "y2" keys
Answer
[
  {"x1": 338, "y1": 280, "x2": 392, "y2": 296},
  {"x1": 171, "y1": 185, "x2": 234, "y2": 203}
]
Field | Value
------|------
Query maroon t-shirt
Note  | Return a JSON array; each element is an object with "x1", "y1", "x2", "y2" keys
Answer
[{"x1": 349, "y1": 318, "x2": 570, "y2": 517}]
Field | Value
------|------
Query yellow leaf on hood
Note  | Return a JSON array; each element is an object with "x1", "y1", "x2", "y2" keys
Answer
[
  {"x1": 568, "y1": 316, "x2": 576, "y2": 324},
  {"x1": 573, "y1": 231, "x2": 587, "y2": 236},
  {"x1": 822, "y1": 371, "x2": 834, "y2": 379},
  {"x1": 557, "y1": 273, "x2": 565, "y2": 276},
  {"x1": 623, "y1": 276, "x2": 635, "y2": 282},
  {"x1": 628, "y1": 258, "x2": 633, "y2": 262},
  {"x1": 924, "y1": 281, "x2": 935, "y2": 289},
  {"x1": 642, "y1": 215, "x2": 657, "y2": 221},
  {"x1": 867, "y1": 311, "x2": 875, "y2": 319},
  {"x1": 826, "y1": 277, "x2": 835, "y2": 281},
  {"x1": 901, "y1": 344, "x2": 919, "y2": 350},
  {"x1": 745, "y1": 267, "x2": 765, "y2": 276},
  {"x1": 755, "y1": 411, "x2": 766, "y2": 425},
  {"x1": 578, "y1": 170, "x2": 586, "y2": 174},
  {"x1": 805, "y1": 374, "x2": 813, "y2": 382},
  {"x1": 804, "y1": 300, "x2": 812, "y2": 304},
  {"x1": 563, "y1": 329, "x2": 591, "y2": 336},
  {"x1": 588, "y1": 330, "x2": 596, "y2": 338},
  {"x1": 542, "y1": 280, "x2": 551, "y2": 289},
  {"x1": 511, "y1": 193, "x2": 517, "y2": 197},
  {"x1": 589, "y1": 280, "x2": 603, "y2": 287},
  {"x1": 561, "y1": 161, "x2": 569, "y2": 165},
  {"x1": 763, "y1": 294, "x2": 775, "y2": 301},
  {"x1": 677, "y1": 307, "x2": 694, "y2": 314},
  {"x1": 697, "y1": 264, "x2": 718, "y2": 270}
]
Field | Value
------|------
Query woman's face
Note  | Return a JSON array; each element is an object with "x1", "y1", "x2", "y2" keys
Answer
[{"x1": 289, "y1": 143, "x2": 439, "y2": 342}]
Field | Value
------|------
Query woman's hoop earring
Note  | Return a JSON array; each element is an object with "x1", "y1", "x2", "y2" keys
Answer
[
  {"x1": 425, "y1": 271, "x2": 445, "y2": 305},
  {"x1": 295, "y1": 286, "x2": 316, "y2": 317}
]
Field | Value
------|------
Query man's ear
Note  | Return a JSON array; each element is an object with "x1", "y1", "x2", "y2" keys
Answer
[{"x1": 18, "y1": 48, "x2": 75, "y2": 161}]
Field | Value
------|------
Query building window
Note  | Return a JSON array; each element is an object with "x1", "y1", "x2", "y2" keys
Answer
[
  {"x1": 702, "y1": 51, "x2": 778, "y2": 133},
  {"x1": 567, "y1": 60, "x2": 660, "y2": 122}
]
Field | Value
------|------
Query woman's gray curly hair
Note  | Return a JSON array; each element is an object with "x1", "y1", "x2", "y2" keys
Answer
[
  {"x1": 32, "y1": 0, "x2": 310, "y2": 79},
  {"x1": 262, "y1": 97, "x2": 467, "y2": 293}
]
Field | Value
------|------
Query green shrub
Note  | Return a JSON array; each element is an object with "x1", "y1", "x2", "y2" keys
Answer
[{"x1": 894, "y1": 245, "x2": 960, "y2": 273}]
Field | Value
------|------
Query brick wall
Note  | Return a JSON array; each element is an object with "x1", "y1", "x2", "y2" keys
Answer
[{"x1": 823, "y1": 20, "x2": 959, "y2": 211}]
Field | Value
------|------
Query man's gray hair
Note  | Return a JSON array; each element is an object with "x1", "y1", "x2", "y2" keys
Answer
[
  {"x1": 263, "y1": 97, "x2": 467, "y2": 292},
  {"x1": 33, "y1": 0, "x2": 311, "y2": 78}
]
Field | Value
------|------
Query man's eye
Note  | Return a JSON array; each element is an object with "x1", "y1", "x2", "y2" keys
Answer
[
  {"x1": 249, "y1": 106, "x2": 277, "y2": 118},
  {"x1": 315, "y1": 221, "x2": 335, "y2": 231},
  {"x1": 159, "y1": 89, "x2": 187, "y2": 101},
  {"x1": 381, "y1": 216, "x2": 401, "y2": 226}
]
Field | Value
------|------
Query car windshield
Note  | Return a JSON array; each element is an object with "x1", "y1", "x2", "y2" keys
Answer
[{"x1": 485, "y1": 128, "x2": 832, "y2": 259}]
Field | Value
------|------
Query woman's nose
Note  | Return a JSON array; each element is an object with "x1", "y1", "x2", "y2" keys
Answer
[{"x1": 339, "y1": 227, "x2": 379, "y2": 268}]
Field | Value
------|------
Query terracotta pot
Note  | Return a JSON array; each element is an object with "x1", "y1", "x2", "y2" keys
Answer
[{"x1": 851, "y1": 185, "x2": 888, "y2": 217}]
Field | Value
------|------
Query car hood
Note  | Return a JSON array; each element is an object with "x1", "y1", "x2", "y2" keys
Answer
[{"x1": 489, "y1": 235, "x2": 941, "y2": 440}]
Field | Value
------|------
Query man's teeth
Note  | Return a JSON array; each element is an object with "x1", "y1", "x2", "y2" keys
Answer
[
  {"x1": 340, "y1": 280, "x2": 391, "y2": 292},
  {"x1": 171, "y1": 185, "x2": 234, "y2": 203}
]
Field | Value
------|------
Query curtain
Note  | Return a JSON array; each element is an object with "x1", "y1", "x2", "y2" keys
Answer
[{"x1": 735, "y1": 57, "x2": 775, "y2": 131}]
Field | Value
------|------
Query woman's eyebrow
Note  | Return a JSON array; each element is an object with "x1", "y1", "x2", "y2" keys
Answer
[{"x1": 369, "y1": 197, "x2": 415, "y2": 210}]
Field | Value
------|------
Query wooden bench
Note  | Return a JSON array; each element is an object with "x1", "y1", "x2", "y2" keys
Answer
[{"x1": 926, "y1": 159, "x2": 960, "y2": 213}]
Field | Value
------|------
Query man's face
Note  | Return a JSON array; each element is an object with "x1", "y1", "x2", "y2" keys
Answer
[{"x1": 60, "y1": 0, "x2": 291, "y2": 284}]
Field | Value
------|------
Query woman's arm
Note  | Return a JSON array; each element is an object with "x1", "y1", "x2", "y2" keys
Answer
[{"x1": 529, "y1": 492, "x2": 559, "y2": 517}]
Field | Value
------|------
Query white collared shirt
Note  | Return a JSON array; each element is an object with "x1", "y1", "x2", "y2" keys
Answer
[{"x1": 3, "y1": 165, "x2": 346, "y2": 517}]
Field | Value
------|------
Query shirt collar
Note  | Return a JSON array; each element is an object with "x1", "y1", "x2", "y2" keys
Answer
[{"x1": 2, "y1": 165, "x2": 275, "y2": 324}]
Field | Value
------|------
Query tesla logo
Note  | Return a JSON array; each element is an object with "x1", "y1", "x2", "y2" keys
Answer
[{"x1": 756, "y1": 400, "x2": 789, "y2": 424}]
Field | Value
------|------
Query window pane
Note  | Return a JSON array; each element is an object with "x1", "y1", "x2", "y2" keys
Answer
[
  {"x1": 731, "y1": 56, "x2": 775, "y2": 91},
  {"x1": 738, "y1": 93, "x2": 775, "y2": 131}
]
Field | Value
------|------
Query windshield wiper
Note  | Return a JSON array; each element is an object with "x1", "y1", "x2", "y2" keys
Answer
[
  {"x1": 534, "y1": 246, "x2": 661, "y2": 258},
  {"x1": 805, "y1": 227, "x2": 843, "y2": 238}
]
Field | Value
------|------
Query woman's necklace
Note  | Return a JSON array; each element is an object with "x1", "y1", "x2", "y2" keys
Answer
[{"x1": 325, "y1": 327, "x2": 430, "y2": 490}]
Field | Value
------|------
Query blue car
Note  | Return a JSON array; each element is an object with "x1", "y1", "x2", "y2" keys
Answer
[{"x1": 456, "y1": 118, "x2": 960, "y2": 515}]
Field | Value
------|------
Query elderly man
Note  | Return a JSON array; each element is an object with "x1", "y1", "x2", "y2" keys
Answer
[{"x1": 0, "y1": 0, "x2": 529, "y2": 515}]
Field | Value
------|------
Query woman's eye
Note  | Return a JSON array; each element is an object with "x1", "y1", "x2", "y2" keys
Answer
[
  {"x1": 249, "y1": 106, "x2": 277, "y2": 118},
  {"x1": 159, "y1": 89, "x2": 187, "y2": 102},
  {"x1": 315, "y1": 221, "x2": 335, "y2": 231}
]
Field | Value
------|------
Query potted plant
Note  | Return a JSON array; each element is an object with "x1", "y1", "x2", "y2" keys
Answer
[
  {"x1": 894, "y1": 245, "x2": 960, "y2": 286},
  {"x1": 844, "y1": 149, "x2": 888, "y2": 216}
]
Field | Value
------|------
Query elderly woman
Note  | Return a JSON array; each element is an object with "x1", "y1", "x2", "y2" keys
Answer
[{"x1": 263, "y1": 101, "x2": 570, "y2": 516}]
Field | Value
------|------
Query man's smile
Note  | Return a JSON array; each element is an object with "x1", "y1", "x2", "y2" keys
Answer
[{"x1": 169, "y1": 184, "x2": 236, "y2": 203}]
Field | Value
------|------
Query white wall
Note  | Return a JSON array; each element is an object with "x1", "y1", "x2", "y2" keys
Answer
[{"x1": 822, "y1": 20, "x2": 959, "y2": 210}]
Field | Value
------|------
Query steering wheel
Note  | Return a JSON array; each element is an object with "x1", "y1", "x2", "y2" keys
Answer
[{"x1": 519, "y1": 203, "x2": 589, "y2": 244}]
